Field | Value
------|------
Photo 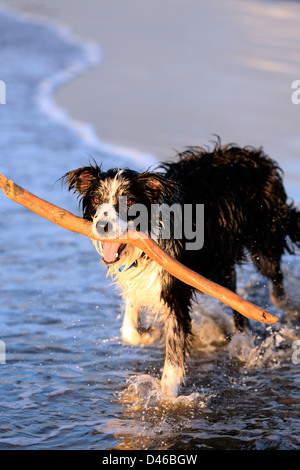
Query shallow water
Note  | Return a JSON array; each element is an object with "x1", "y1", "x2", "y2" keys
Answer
[{"x1": 0, "y1": 5, "x2": 300, "y2": 451}]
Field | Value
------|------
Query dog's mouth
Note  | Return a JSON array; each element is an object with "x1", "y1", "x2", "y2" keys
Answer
[{"x1": 101, "y1": 241, "x2": 127, "y2": 264}]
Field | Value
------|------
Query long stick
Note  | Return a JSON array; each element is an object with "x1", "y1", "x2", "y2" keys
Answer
[{"x1": 0, "y1": 174, "x2": 278, "y2": 324}]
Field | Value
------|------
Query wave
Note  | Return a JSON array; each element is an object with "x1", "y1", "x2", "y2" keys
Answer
[{"x1": 0, "y1": 1, "x2": 157, "y2": 171}]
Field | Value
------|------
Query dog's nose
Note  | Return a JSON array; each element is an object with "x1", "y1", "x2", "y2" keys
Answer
[{"x1": 95, "y1": 220, "x2": 113, "y2": 235}]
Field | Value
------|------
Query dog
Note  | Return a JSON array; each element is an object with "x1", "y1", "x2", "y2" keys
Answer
[{"x1": 64, "y1": 139, "x2": 300, "y2": 397}]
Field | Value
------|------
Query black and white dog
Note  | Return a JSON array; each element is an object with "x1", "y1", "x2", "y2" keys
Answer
[{"x1": 64, "y1": 140, "x2": 300, "y2": 396}]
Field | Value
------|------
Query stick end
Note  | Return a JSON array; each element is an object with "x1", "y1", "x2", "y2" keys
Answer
[{"x1": 262, "y1": 311, "x2": 279, "y2": 324}]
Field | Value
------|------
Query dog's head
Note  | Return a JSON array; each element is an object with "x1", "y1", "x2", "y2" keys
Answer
[{"x1": 64, "y1": 162, "x2": 177, "y2": 267}]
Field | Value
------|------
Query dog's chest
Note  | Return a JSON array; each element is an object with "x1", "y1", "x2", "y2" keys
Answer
[{"x1": 118, "y1": 260, "x2": 164, "y2": 312}]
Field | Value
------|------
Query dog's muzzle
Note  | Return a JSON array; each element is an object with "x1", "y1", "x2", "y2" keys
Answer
[
  {"x1": 95, "y1": 219, "x2": 113, "y2": 234},
  {"x1": 93, "y1": 219, "x2": 127, "y2": 264},
  {"x1": 100, "y1": 241, "x2": 127, "y2": 264},
  {"x1": 92, "y1": 204, "x2": 128, "y2": 264}
]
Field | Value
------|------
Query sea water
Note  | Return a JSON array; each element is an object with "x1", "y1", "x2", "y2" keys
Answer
[{"x1": 0, "y1": 5, "x2": 300, "y2": 450}]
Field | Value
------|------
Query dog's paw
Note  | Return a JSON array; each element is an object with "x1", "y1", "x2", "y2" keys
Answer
[
  {"x1": 161, "y1": 363, "x2": 183, "y2": 398},
  {"x1": 121, "y1": 325, "x2": 161, "y2": 346},
  {"x1": 138, "y1": 327, "x2": 162, "y2": 345}
]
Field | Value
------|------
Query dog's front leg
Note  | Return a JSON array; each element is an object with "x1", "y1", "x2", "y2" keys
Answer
[
  {"x1": 121, "y1": 297, "x2": 161, "y2": 345},
  {"x1": 161, "y1": 312, "x2": 191, "y2": 397},
  {"x1": 121, "y1": 297, "x2": 141, "y2": 345}
]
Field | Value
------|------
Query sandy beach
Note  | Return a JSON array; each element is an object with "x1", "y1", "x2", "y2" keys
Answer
[{"x1": 3, "y1": 0, "x2": 300, "y2": 175}]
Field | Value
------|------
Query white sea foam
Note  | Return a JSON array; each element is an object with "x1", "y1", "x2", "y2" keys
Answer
[{"x1": 0, "y1": 1, "x2": 158, "y2": 171}]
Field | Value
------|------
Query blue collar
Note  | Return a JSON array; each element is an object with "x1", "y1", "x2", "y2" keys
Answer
[{"x1": 118, "y1": 261, "x2": 137, "y2": 272}]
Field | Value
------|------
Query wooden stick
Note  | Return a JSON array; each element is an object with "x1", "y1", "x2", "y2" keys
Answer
[
  {"x1": 0, "y1": 174, "x2": 278, "y2": 324},
  {"x1": 0, "y1": 174, "x2": 95, "y2": 239}
]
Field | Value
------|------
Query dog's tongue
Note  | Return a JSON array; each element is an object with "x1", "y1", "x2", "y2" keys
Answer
[{"x1": 102, "y1": 241, "x2": 121, "y2": 263}]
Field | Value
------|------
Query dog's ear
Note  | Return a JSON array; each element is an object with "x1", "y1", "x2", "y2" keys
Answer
[
  {"x1": 63, "y1": 164, "x2": 102, "y2": 196},
  {"x1": 135, "y1": 172, "x2": 178, "y2": 202}
]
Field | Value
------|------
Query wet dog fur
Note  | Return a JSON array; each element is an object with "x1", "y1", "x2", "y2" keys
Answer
[{"x1": 64, "y1": 139, "x2": 300, "y2": 396}]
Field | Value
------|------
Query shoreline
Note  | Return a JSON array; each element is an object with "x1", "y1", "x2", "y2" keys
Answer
[
  {"x1": 2, "y1": 0, "x2": 300, "y2": 199},
  {"x1": 0, "y1": 1, "x2": 158, "y2": 170}
]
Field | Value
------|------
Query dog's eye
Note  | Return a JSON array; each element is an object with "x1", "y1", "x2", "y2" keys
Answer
[
  {"x1": 94, "y1": 198, "x2": 100, "y2": 205},
  {"x1": 127, "y1": 199, "x2": 133, "y2": 205}
]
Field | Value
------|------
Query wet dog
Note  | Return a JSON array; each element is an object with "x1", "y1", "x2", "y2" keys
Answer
[{"x1": 64, "y1": 140, "x2": 300, "y2": 396}]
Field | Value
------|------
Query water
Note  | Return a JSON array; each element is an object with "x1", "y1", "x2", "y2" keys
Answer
[{"x1": 0, "y1": 5, "x2": 300, "y2": 451}]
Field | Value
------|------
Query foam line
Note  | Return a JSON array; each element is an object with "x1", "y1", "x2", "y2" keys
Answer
[{"x1": 0, "y1": 2, "x2": 158, "y2": 170}]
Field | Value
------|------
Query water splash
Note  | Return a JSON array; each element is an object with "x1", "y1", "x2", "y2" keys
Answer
[
  {"x1": 118, "y1": 265, "x2": 300, "y2": 417},
  {"x1": 120, "y1": 374, "x2": 208, "y2": 412}
]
